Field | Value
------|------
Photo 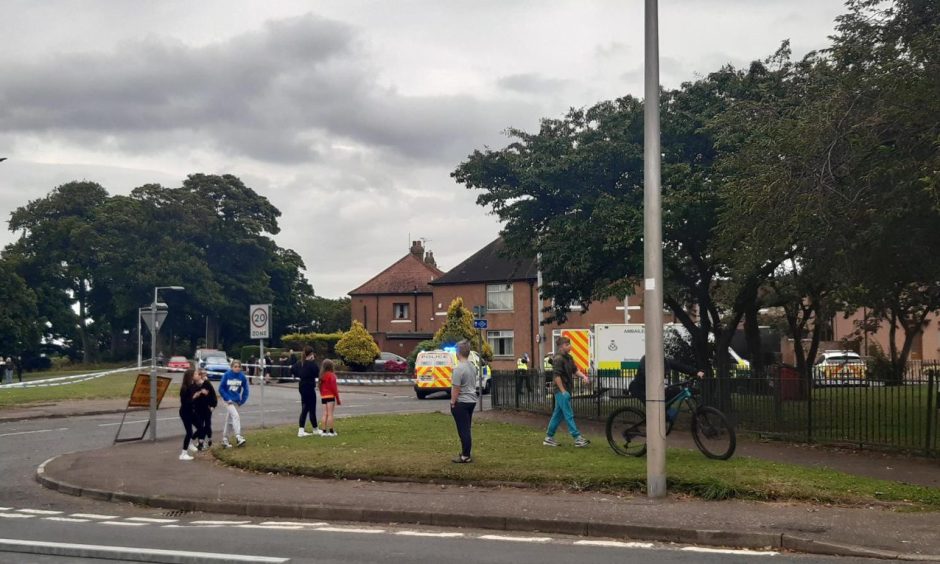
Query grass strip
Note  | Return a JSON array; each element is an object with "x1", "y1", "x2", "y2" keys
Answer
[
  {"x1": 0, "y1": 371, "x2": 178, "y2": 408},
  {"x1": 214, "y1": 412, "x2": 940, "y2": 509}
]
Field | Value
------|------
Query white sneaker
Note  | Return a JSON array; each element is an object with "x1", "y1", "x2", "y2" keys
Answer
[
  {"x1": 236, "y1": 435, "x2": 246, "y2": 447},
  {"x1": 179, "y1": 451, "x2": 193, "y2": 461},
  {"x1": 298, "y1": 428, "x2": 311, "y2": 437},
  {"x1": 312, "y1": 428, "x2": 324, "y2": 436},
  {"x1": 187, "y1": 443, "x2": 198, "y2": 453},
  {"x1": 222, "y1": 439, "x2": 233, "y2": 449}
]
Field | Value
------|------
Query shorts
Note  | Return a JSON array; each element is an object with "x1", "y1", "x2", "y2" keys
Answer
[{"x1": 321, "y1": 398, "x2": 336, "y2": 405}]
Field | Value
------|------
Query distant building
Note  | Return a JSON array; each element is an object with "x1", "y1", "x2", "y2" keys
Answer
[
  {"x1": 349, "y1": 240, "x2": 443, "y2": 354},
  {"x1": 349, "y1": 237, "x2": 674, "y2": 370}
]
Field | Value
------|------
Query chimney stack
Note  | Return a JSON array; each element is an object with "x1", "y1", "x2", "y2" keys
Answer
[
  {"x1": 410, "y1": 240, "x2": 424, "y2": 257},
  {"x1": 424, "y1": 251, "x2": 437, "y2": 268}
]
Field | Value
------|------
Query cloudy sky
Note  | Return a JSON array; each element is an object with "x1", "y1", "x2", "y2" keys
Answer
[{"x1": 0, "y1": 0, "x2": 848, "y2": 298}]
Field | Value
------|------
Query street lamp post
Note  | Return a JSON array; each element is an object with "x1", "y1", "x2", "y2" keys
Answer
[
  {"x1": 643, "y1": 0, "x2": 667, "y2": 498},
  {"x1": 150, "y1": 286, "x2": 184, "y2": 441}
]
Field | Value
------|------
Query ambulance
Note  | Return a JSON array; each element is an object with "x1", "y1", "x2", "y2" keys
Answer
[{"x1": 413, "y1": 348, "x2": 491, "y2": 399}]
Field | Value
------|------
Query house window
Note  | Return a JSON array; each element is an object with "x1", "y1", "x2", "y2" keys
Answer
[
  {"x1": 487, "y1": 283, "x2": 514, "y2": 311},
  {"x1": 487, "y1": 330, "x2": 514, "y2": 357},
  {"x1": 393, "y1": 303, "x2": 409, "y2": 320}
]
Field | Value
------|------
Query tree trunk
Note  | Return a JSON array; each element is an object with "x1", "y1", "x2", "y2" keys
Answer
[{"x1": 744, "y1": 300, "x2": 764, "y2": 378}]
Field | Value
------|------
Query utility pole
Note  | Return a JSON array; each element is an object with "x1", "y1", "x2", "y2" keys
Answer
[{"x1": 643, "y1": 0, "x2": 667, "y2": 498}]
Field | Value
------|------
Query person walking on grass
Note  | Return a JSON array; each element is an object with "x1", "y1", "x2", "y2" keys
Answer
[
  {"x1": 219, "y1": 359, "x2": 249, "y2": 448},
  {"x1": 318, "y1": 359, "x2": 341, "y2": 436},
  {"x1": 543, "y1": 336, "x2": 590, "y2": 448},
  {"x1": 193, "y1": 367, "x2": 217, "y2": 451},
  {"x1": 293, "y1": 346, "x2": 322, "y2": 437},
  {"x1": 450, "y1": 340, "x2": 478, "y2": 463},
  {"x1": 178, "y1": 368, "x2": 207, "y2": 461}
]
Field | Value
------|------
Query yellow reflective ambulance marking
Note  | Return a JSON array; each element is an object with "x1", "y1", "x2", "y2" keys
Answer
[{"x1": 564, "y1": 330, "x2": 591, "y2": 373}]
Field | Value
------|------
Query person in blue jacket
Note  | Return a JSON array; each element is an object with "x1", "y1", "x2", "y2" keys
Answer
[{"x1": 219, "y1": 359, "x2": 249, "y2": 448}]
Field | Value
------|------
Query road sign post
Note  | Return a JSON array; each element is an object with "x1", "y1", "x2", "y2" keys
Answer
[
  {"x1": 472, "y1": 306, "x2": 488, "y2": 412},
  {"x1": 250, "y1": 304, "x2": 271, "y2": 428}
]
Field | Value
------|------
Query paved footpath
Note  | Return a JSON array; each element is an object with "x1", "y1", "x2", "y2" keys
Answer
[{"x1": 7, "y1": 397, "x2": 940, "y2": 560}]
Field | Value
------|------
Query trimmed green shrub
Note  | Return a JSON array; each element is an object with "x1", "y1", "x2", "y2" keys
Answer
[
  {"x1": 335, "y1": 321, "x2": 380, "y2": 371},
  {"x1": 280, "y1": 332, "x2": 343, "y2": 359}
]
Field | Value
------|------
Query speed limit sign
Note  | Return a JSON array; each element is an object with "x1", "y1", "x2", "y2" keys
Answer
[{"x1": 249, "y1": 304, "x2": 271, "y2": 339}]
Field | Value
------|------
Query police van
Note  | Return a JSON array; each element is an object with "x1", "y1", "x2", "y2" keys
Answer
[{"x1": 413, "y1": 348, "x2": 491, "y2": 399}]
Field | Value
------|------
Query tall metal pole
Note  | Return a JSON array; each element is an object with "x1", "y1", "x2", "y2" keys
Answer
[
  {"x1": 644, "y1": 0, "x2": 667, "y2": 498},
  {"x1": 536, "y1": 254, "x2": 545, "y2": 369},
  {"x1": 137, "y1": 308, "x2": 143, "y2": 370},
  {"x1": 149, "y1": 289, "x2": 158, "y2": 441},
  {"x1": 259, "y1": 339, "x2": 265, "y2": 428}
]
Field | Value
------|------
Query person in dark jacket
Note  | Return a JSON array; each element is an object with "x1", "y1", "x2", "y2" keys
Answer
[
  {"x1": 292, "y1": 346, "x2": 322, "y2": 437},
  {"x1": 178, "y1": 368, "x2": 207, "y2": 461},
  {"x1": 193, "y1": 367, "x2": 218, "y2": 451},
  {"x1": 628, "y1": 355, "x2": 704, "y2": 405}
]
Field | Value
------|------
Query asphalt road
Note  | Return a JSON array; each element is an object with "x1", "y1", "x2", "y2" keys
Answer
[{"x1": 0, "y1": 380, "x2": 872, "y2": 563}]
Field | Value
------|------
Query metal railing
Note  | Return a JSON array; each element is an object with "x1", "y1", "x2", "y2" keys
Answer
[{"x1": 491, "y1": 363, "x2": 940, "y2": 455}]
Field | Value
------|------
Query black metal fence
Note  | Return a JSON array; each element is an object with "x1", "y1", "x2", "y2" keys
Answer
[{"x1": 491, "y1": 362, "x2": 940, "y2": 455}]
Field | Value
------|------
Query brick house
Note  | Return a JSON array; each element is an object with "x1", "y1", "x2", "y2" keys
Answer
[
  {"x1": 350, "y1": 237, "x2": 673, "y2": 370},
  {"x1": 430, "y1": 238, "x2": 655, "y2": 371},
  {"x1": 348, "y1": 240, "x2": 443, "y2": 356}
]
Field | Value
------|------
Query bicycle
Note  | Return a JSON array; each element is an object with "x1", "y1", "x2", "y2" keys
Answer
[{"x1": 605, "y1": 378, "x2": 736, "y2": 460}]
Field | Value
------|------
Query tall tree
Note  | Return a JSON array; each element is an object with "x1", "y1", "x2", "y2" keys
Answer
[{"x1": 7, "y1": 181, "x2": 110, "y2": 361}]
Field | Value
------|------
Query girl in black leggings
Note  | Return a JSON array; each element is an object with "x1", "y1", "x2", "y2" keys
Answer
[
  {"x1": 292, "y1": 345, "x2": 322, "y2": 437},
  {"x1": 179, "y1": 368, "x2": 206, "y2": 461}
]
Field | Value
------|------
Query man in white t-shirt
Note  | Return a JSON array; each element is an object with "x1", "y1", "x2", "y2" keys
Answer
[{"x1": 450, "y1": 340, "x2": 478, "y2": 464}]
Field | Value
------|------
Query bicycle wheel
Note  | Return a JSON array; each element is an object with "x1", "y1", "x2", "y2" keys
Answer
[
  {"x1": 691, "y1": 406, "x2": 736, "y2": 460},
  {"x1": 605, "y1": 406, "x2": 647, "y2": 457}
]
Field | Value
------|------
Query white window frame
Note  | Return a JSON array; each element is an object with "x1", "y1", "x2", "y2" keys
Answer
[
  {"x1": 487, "y1": 330, "x2": 515, "y2": 357},
  {"x1": 486, "y1": 283, "x2": 514, "y2": 311},
  {"x1": 393, "y1": 303, "x2": 410, "y2": 320}
]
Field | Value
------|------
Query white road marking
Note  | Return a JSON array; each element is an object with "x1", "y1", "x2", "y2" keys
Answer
[
  {"x1": 16, "y1": 509, "x2": 63, "y2": 515},
  {"x1": 0, "y1": 427, "x2": 69, "y2": 438},
  {"x1": 0, "y1": 513, "x2": 34, "y2": 519},
  {"x1": 0, "y1": 538, "x2": 290, "y2": 563},
  {"x1": 479, "y1": 534, "x2": 553, "y2": 543},
  {"x1": 126, "y1": 517, "x2": 178, "y2": 523},
  {"x1": 44, "y1": 517, "x2": 91, "y2": 523},
  {"x1": 681, "y1": 547, "x2": 778, "y2": 556},
  {"x1": 575, "y1": 540, "x2": 654, "y2": 548},
  {"x1": 259, "y1": 521, "x2": 328, "y2": 527},
  {"x1": 191, "y1": 519, "x2": 252, "y2": 525},
  {"x1": 237, "y1": 524, "x2": 304, "y2": 530},
  {"x1": 395, "y1": 531, "x2": 465, "y2": 538},
  {"x1": 98, "y1": 417, "x2": 176, "y2": 427},
  {"x1": 0, "y1": 507, "x2": 9, "y2": 511},
  {"x1": 101, "y1": 521, "x2": 147, "y2": 526},
  {"x1": 70, "y1": 513, "x2": 118, "y2": 520},
  {"x1": 315, "y1": 526, "x2": 386, "y2": 534}
]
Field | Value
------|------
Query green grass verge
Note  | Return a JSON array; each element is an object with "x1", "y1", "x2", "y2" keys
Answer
[
  {"x1": 214, "y1": 412, "x2": 940, "y2": 509},
  {"x1": 0, "y1": 370, "x2": 179, "y2": 408}
]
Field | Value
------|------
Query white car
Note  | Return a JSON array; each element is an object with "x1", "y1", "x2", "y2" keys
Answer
[{"x1": 813, "y1": 350, "x2": 867, "y2": 386}]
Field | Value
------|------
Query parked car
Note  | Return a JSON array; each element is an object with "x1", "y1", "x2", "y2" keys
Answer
[
  {"x1": 202, "y1": 355, "x2": 231, "y2": 380},
  {"x1": 813, "y1": 350, "x2": 867, "y2": 386},
  {"x1": 195, "y1": 348, "x2": 225, "y2": 365},
  {"x1": 374, "y1": 352, "x2": 408, "y2": 373},
  {"x1": 166, "y1": 356, "x2": 191, "y2": 372}
]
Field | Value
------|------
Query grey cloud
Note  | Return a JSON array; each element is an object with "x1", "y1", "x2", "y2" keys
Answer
[
  {"x1": 496, "y1": 73, "x2": 572, "y2": 94},
  {"x1": 0, "y1": 13, "x2": 531, "y2": 166}
]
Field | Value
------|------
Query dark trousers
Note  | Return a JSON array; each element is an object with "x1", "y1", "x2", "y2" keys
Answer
[
  {"x1": 180, "y1": 408, "x2": 201, "y2": 450},
  {"x1": 299, "y1": 387, "x2": 318, "y2": 428},
  {"x1": 515, "y1": 371, "x2": 532, "y2": 395},
  {"x1": 195, "y1": 410, "x2": 213, "y2": 441},
  {"x1": 451, "y1": 402, "x2": 476, "y2": 457}
]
